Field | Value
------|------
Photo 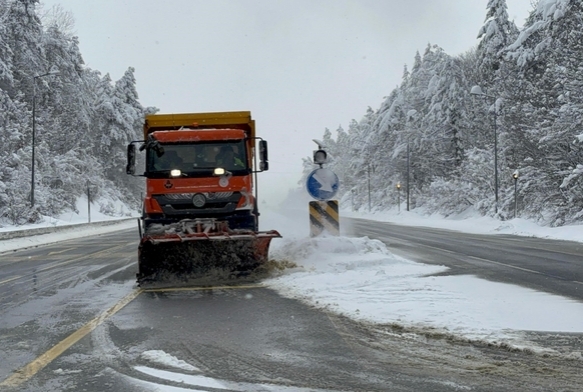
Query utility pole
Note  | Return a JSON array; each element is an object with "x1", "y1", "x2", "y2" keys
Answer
[
  {"x1": 471, "y1": 85, "x2": 499, "y2": 214},
  {"x1": 513, "y1": 171, "x2": 519, "y2": 219},
  {"x1": 406, "y1": 142, "x2": 410, "y2": 211},
  {"x1": 367, "y1": 164, "x2": 371, "y2": 212},
  {"x1": 87, "y1": 180, "x2": 91, "y2": 223},
  {"x1": 31, "y1": 71, "x2": 59, "y2": 207}
]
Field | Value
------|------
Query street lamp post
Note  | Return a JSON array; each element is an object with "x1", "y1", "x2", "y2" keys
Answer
[
  {"x1": 513, "y1": 171, "x2": 519, "y2": 219},
  {"x1": 404, "y1": 109, "x2": 416, "y2": 212},
  {"x1": 367, "y1": 164, "x2": 371, "y2": 212},
  {"x1": 470, "y1": 85, "x2": 499, "y2": 214},
  {"x1": 396, "y1": 182, "x2": 401, "y2": 212},
  {"x1": 31, "y1": 71, "x2": 59, "y2": 207}
]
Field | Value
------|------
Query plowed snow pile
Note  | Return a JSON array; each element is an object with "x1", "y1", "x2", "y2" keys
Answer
[{"x1": 265, "y1": 227, "x2": 583, "y2": 348}]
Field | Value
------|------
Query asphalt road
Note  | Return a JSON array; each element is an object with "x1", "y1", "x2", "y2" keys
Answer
[
  {"x1": 0, "y1": 224, "x2": 582, "y2": 391},
  {"x1": 345, "y1": 217, "x2": 583, "y2": 301}
]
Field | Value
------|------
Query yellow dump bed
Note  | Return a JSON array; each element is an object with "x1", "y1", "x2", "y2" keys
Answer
[{"x1": 143, "y1": 111, "x2": 255, "y2": 140}]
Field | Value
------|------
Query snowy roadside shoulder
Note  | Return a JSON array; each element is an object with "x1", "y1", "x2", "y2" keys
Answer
[
  {"x1": 0, "y1": 196, "x2": 139, "y2": 253},
  {"x1": 341, "y1": 207, "x2": 583, "y2": 243},
  {"x1": 0, "y1": 219, "x2": 138, "y2": 254},
  {"x1": 265, "y1": 232, "x2": 583, "y2": 355}
]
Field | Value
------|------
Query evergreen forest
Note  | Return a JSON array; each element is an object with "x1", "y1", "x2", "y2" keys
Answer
[
  {"x1": 305, "y1": 0, "x2": 583, "y2": 226},
  {"x1": 0, "y1": 0, "x2": 151, "y2": 225},
  {"x1": 1, "y1": 0, "x2": 581, "y2": 227}
]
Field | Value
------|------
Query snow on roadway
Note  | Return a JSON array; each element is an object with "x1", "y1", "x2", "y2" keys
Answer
[
  {"x1": 1, "y1": 197, "x2": 583, "y2": 357},
  {"x1": 141, "y1": 351, "x2": 200, "y2": 372}
]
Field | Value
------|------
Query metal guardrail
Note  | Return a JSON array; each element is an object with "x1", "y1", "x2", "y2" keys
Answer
[{"x1": 0, "y1": 218, "x2": 137, "y2": 241}]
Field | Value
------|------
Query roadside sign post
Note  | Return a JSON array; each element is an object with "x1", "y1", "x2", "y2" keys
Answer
[{"x1": 306, "y1": 140, "x2": 340, "y2": 237}]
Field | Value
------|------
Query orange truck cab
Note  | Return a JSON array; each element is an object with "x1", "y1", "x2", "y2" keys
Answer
[{"x1": 126, "y1": 111, "x2": 269, "y2": 232}]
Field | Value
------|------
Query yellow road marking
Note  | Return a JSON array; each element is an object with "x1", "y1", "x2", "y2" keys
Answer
[
  {"x1": 143, "y1": 283, "x2": 265, "y2": 293},
  {"x1": 0, "y1": 288, "x2": 143, "y2": 388},
  {"x1": 0, "y1": 276, "x2": 22, "y2": 285}
]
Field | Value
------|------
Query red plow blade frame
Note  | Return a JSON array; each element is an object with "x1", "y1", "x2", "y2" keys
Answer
[{"x1": 137, "y1": 219, "x2": 281, "y2": 287}]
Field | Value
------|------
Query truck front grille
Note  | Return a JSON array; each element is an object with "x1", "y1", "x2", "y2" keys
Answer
[
  {"x1": 164, "y1": 192, "x2": 234, "y2": 201},
  {"x1": 152, "y1": 192, "x2": 241, "y2": 215}
]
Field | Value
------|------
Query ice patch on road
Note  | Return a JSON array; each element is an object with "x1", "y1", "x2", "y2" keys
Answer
[
  {"x1": 141, "y1": 350, "x2": 199, "y2": 372},
  {"x1": 131, "y1": 365, "x2": 341, "y2": 391},
  {"x1": 53, "y1": 368, "x2": 82, "y2": 375},
  {"x1": 135, "y1": 366, "x2": 227, "y2": 390}
]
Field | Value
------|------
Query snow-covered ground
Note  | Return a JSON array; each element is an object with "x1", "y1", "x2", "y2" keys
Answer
[
  {"x1": 2, "y1": 198, "x2": 582, "y2": 356},
  {"x1": 0, "y1": 196, "x2": 138, "y2": 253},
  {"x1": 262, "y1": 205, "x2": 583, "y2": 355}
]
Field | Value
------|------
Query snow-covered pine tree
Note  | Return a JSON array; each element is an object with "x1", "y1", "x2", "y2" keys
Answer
[
  {"x1": 476, "y1": 0, "x2": 519, "y2": 84},
  {"x1": 0, "y1": 0, "x2": 149, "y2": 224},
  {"x1": 503, "y1": 0, "x2": 582, "y2": 224}
]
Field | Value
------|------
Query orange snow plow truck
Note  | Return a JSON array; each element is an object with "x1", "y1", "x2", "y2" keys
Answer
[{"x1": 126, "y1": 111, "x2": 280, "y2": 286}]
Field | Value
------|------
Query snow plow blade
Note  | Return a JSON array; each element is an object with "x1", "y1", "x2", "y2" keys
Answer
[{"x1": 137, "y1": 226, "x2": 281, "y2": 287}]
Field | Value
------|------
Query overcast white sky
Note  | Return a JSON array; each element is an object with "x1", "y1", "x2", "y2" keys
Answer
[{"x1": 41, "y1": 0, "x2": 534, "y2": 204}]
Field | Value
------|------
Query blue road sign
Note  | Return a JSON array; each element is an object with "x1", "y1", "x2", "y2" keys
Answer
[{"x1": 306, "y1": 168, "x2": 339, "y2": 201}]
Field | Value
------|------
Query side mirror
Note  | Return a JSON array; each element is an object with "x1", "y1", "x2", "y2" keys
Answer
[
  {"x1": 259, "y1": 140, "x2": 268, "y2": 171},
  {"x1": 259, "y1": 140, "x2": 268, "y2": 161},
  {"x1": 140, "y1": 138, "x2": 164, "y2": 157},
  {"x1": 126, "y1": 143, "x2": 136, "y2": 175},
  {"x1": 154, "y1": 143, "x2": 165, "y2": 158}
]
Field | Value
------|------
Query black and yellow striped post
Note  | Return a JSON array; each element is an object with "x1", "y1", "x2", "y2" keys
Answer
[{"x1": 309, "y1": 200, "x2": 339, "y2": 237}]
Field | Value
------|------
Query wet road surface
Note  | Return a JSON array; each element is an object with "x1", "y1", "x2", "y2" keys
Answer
[
  {"x1": 345, "y1": 217, "x2": 583, "y2": 301},
  {"x1": 0, "y1": 225, "x2": 582, "y2": 391}
]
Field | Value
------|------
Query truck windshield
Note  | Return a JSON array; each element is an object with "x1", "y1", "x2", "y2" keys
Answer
[{"x1": 146, "y1": 140, "x2": 248, "y2": 176}]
